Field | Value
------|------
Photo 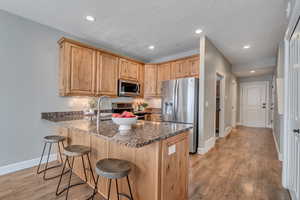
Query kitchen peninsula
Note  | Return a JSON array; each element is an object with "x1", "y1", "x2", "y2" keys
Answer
[{"x1": 46, "y1": 118, "x2": 193, "y2": 200}]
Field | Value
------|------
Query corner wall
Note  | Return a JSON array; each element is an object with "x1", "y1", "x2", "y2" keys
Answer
[{"x1": 198, "y1": 36, "x2": 236, "y2": 152}]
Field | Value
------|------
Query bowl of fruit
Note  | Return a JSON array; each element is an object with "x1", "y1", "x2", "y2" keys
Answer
[{"x1": 112, "y1": 111, "x2": 138, "y2": 131}]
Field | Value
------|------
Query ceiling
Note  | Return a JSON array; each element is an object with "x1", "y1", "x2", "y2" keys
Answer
[{"x1": 0, "y1": 0, "x2": 289, "y2": 76}]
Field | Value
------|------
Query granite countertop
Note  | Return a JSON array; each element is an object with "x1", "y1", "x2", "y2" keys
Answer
[{"x1": 47, "y1": 119, "x2": 193, "y2": 148}]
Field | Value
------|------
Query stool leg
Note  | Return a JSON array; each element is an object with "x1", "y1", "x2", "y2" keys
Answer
[
  {"x1": 56, "y1": 156, "x2": 68, "y2": 196},
  {"x1": 81, "y1": 155, "x2": 88, "y2": 182},
  {"x1": 86, "y1": 154, "x2": 96, "y2": 184},
  {"x1": 107, "y1": 179, "x2": 112, "y2": 200},
  {"x1": 88, "y1": 175, "x2": 99, "y2": 200},
  {"x1": 115, "y1": 179, "x2": 120, "y2": 200},
  {"x1": 126, "y1": 176, "x2": 134, "y2": 200},
  {"x1": 42, "y1": 142, "x2": 53, "y2": 180},
  {"x1": 37, "y1": 142, "x2": 47, "y2": 174},
  {"x1": 65, "y1": 157, "x2": 75, "y2": 200},
  {"x1": 58, "y1": 141, "x2": 64, "y2": 163}
]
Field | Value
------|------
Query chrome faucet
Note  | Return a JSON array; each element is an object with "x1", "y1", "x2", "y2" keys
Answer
[{"x1": 96, "y1": 96, "x2": 110, "y2": 131}]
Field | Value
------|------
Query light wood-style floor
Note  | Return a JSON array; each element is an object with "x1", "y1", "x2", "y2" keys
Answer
[
  {"x1": 189, "y1": 126, "x2": 290, "y2": 200},
  {"x1": 0, "y1": 126, "x2": 290, "y2": 200}
]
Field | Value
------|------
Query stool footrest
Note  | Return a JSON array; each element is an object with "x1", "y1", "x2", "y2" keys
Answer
[
  {"x1": 118, "y1": 193, "x2": 133, "y2": 200},
  {"x1": 56, "y1": 181, "x2": 86, "y2": 196}
]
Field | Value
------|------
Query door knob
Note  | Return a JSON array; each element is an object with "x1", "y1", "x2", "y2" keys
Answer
[{"x1": 293, "y1": 129, "x2": 300, "y2": 134}]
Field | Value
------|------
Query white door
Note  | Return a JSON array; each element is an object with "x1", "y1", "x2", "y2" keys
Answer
[
  {"x1": 240, "y1": 82, "x2": 268, "y2": 127},
  {"x1": 286, "y1": 23, "x2": 300, "y2": 200},
  {"x1": 232, "y1": 81, "x2": 237, "y2": 127}
]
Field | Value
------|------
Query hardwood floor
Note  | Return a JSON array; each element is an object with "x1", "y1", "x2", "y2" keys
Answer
[
  {"x1": 0, "y1": 126, "x2": 290, "y2": 200},
  {"x1": 189, "y1": 126, "x2": 290, "y2": 200}
]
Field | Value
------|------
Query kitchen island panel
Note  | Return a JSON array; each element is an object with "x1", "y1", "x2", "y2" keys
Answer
[{"x1": 56, "y1": 125, "x2": 191, "y2": 200}]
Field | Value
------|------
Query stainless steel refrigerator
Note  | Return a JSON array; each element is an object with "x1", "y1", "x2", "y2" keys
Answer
[{"x1": 161, "y1": 77, "x2": 199, "y2": 153}]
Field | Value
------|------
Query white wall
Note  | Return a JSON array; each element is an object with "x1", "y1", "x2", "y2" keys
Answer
[
  {"x1": 199, "y1": 37, "x2": 236, "y2": 149},
  {"x1": 0, "y1": 10, "x2": 132, "y2": 167}
]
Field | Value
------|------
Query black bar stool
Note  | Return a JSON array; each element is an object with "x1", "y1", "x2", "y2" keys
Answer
[
  {"x1": 90, "y1": 158, "x2": 134, "y2": 200},
  {"x1": 37, "y1": 135, "x2": 66, "y2": 180},
  {"x1": 56, "y1": 145, "x2": 96, "y2": 200}
]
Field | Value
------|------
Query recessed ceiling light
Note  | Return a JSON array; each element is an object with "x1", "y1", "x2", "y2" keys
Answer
[
  {"x1": 195, "y1": 29, "x2": 203, "y2": 34},
  {"x1": 250, "y1": 70, "x2": 256, "y2": 73},
  {"x1": 85, "y1": 15, "x2": 95, "y2": 22},
  {"x1": 148, "y1": 45, "x2": 155, "y2": 50},
  {"x1": 243, "y1": 45, "x2": 251, "y2": 49}
]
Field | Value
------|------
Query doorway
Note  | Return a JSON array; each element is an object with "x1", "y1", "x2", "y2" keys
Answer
[
  {"x1": 240, "y1": 81, "x2": 269, "y2": 128},
  {"x1": 215, "y1": 73, "x2": 225, "y2": 137}
]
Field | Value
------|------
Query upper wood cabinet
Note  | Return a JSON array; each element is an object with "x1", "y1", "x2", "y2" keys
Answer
[
  {"x1": 119, "y1": 58, "x2": 139, "y2": 81},
  {"x1": 187, "y1": 56, "x2": 200, "y2": 77},
  {"x1": 144, "y1": 65, "x2": 158, "y2": 97},
  {"x1": 171, "y1": 55, "x2": 199, "y2": 79},
  {"x1": 59, "y1": 41, "x2": 96, "y2": 96},
  {"x1": 157, "y1": 63, "x2": 171, "y2": 96},
  {"x1": 96, "y1": 52, "x2": 119, "y2": 96},
  {"x1": 59, "y1": 38, "x2": 144, "y2": 97}
]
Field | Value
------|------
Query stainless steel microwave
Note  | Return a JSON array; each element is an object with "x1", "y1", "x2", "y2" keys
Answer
[{"x1": 118, "y1": 80, "x2": 140, "y2": 97}]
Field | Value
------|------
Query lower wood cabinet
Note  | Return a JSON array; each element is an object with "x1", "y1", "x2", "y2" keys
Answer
[
  {"x1": 57, "y1": 127, "x2": 190, "y2": 200},
  {"x1": 96, "y1": 52, "x2": 119, "y2": 96}
]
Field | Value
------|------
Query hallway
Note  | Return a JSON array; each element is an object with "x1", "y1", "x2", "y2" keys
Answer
[{"x1": 189, "y1": 126, "x2": 290, "y2": 200}]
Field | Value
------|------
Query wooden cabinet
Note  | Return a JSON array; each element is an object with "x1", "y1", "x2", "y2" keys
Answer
[
  {"x1": 119, "y1": 58, "x2": 139, "y2": 81},
  {"x1": 96, "y1": 52, "x2": 119, "y2": 96},
  {"x1": 57, "y1": 127, "x2": 189, "y2": 200},
  {"x1": 144, "y1": 65, "x2": 158, "y2": 97},
  {"x1": 187, "y1": 56, "x2": 200, "y2": 77},
  {"x1": 59, "y1": 41, "x2": 96, "y2": 96},
  {"x1": 157, "y1": 63, "x2": 171, "y2": 95},
  {"x1": 161, "y1": 132, "x2": 189, "y2": 200},
  {"x1": 59, "y1": 38, "x2": 144, "y2": 97},
  {"x1": 171, "y1": 55, "x2": 200, "y2": 79},
  {"x1": 138, "y1": 64, "x2": 145, "y2": 97}
]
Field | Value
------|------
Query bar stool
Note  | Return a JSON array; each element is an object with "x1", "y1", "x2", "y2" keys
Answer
[
  {"x1": 90, "y1": 158, "x2": 134, "y2": 200},
  {"x1": 56, "y1": 145, "x2": 96, "y2": 200},
  {"x1": 37, "y1": 135, "x2": 66, "y2": 180}
]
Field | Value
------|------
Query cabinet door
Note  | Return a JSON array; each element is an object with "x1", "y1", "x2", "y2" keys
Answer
[
  {"x1": 144, "y1": 65, "x2": 158, "y2": 97},
  {"x1": 68, "y1": 43, "x2": 96, "y2": 95},
  {"x1": 157, "y1": 63, "x2": 171, "y2": 95},
  {"x1": 119, "y1": 58, "x2": 139, "y2": 81},
  {"x1": 97, "y1": 52, "x2": 118, "y2": 96},
  {"x1": 138, "y1": 64, "x2": 145, "y2": 97},
  {"x1": 172, "y1": 60, "x2": 186, "y2": 79},
  {"x1": 161, "y1": 132, "x2": 189, "y2": 200},
  {"x1": 188, "y1": 56, "x2": 200, "y2": 77}
]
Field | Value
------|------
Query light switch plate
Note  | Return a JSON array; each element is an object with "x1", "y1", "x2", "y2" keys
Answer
[{"x1": 168, "y1": 145, "x2": 176, "y2": 155}]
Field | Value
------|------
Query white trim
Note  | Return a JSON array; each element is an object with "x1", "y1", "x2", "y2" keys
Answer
[
  {"x1": 198, "y1": 36, "x2": 206, "y2": 149},
  {"x1": 216, "y1": 71, "x2": 226, "y2": 138},
  {"x1": 282, "y1": 38, "x2": 290, "y2": 188},
  {"x1": 236, "y1": 122, "x2": 242, "y2": 126},
  {"x1": 290, "y1": 190, "x2": 297, "y2": 200},
  {"x1": 272, "y1": 129, "x2": 283, "y2": 161},
  {"x1": 197, "y1": 137, "x2": 216, "y2": 155},
  {"x1": 0, "y1": 154, "x2": 57, "y2": 176},
  {"x1": 221, "y1": 126, "x2": 232, "y2": 138}
]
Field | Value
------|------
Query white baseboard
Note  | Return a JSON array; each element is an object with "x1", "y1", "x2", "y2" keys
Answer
[
  {"x1": 197, "y1": 137, "x2": 216, "y2": 155},
  {"x1": 236, "y1": 122, "x2": 242, "y2": 126},
  {"x1": 272, "y1": 130, "x2": 283, "y2": 161},
  {"x1": 221, "y1": 126, "x2": 232, "y2": 138},
  {"x1": 0, "y1": 154, "x2": 57, "y2": 176}
]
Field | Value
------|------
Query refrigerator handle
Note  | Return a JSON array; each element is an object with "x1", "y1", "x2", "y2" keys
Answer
[{"x1": 173, "y1": 80, "x2": 177, "y2": 121}]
